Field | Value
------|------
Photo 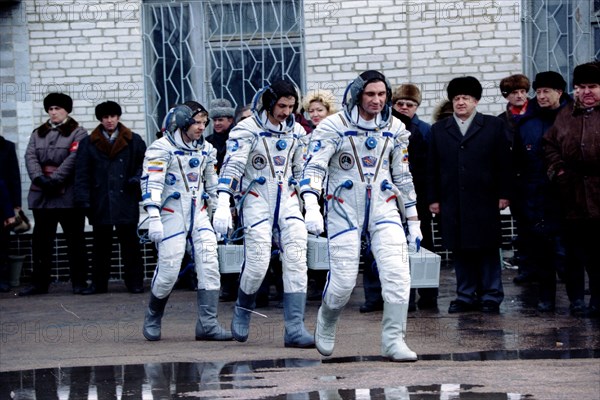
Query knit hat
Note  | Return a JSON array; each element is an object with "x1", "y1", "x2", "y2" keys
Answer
[
  {"x1": 392, "y1": 84, "x2": 422, "y2": 105},
  {"x1": 43, "y1": 93, "x2": 73, "y2": 113},
  {"x1": 95, "y1": 101, "x2": 122, "y2": 120},
  {"x1": 209, "y1": 98, "x2": 235, "y2": 119},
  {"x1": 532, "y1": 71, "x2": 566, "y2": 91},
  {"x1": 499, "y1": 74, "x2": 530, "y2": 97},
  {"x1": 447, "y1": 76, "x2": 482, "y2": 101},
  {"x1": 573, "y1": 61, "x2": 600, "y2": 86}
]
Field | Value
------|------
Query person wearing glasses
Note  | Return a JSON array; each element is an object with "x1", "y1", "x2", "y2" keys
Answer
[{"x1": 392, "y1": 84, "x2": 438, "y2": 311}]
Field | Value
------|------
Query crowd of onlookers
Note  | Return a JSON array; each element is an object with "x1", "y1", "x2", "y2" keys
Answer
[{"x1": 0, "y1": 60, "x2": 598, "y2": 322}]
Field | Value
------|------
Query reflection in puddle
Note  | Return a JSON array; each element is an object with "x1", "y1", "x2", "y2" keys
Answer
[{"x1": 1, "y1": 353, "x2": 584, "y2": 399}]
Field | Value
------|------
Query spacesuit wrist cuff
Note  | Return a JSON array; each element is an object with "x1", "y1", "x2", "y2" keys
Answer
[
  {"x1": 405, "y1": 205, "x2": 418, "y2": 219},
  {"x1": 146, "y1": 206, "x2": 160, "y2": 218}
]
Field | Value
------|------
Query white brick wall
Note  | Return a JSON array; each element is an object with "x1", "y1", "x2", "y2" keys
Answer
[
  {"x1": 305, "y1": 0, "x2": 523, "y2": 123},
  {"x1": 25, "y1": 0, "x2": 145, "y2": 137}
]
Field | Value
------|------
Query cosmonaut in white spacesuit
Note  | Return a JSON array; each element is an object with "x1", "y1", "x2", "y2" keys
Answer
[
  {"x1": 141, "y1": 102, "x2": 232, "y2": 342},
  {"x1": 300, "y1": 70, "x2": 423, "y2": 361},
  {"x1": 212, "y1": 80, "x2": 315, "y2": 348}
]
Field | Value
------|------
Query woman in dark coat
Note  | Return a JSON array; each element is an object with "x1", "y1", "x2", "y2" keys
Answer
[
  {"x1": 74, "y1": 101, "x2": 147, "y2": 294},
  {"x1": 427, "y1": 77, "x2": 512, "y2": 314}
]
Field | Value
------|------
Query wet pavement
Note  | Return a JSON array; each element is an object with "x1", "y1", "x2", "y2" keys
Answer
[{"x1": 1, "y1": 263, "x2": 598, "y2": 399}]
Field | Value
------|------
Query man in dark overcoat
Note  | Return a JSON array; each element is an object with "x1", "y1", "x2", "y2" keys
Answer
[
  {"x1": 74, "y1": 101, "x2": 147, "y2": 294},
  {"x1": 427, "y1": 76, "x2": 512, "y2": 314}
]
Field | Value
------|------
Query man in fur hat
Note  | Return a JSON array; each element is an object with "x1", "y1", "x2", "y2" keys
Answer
[
  {"x1": 510, "y1": 71, "x2": 572, "y2": 311},
  {"x1": 206, "y1": 98, "x2": 236, "y2": 173},
  {"x1": 543, "y1": 61, "x2": 600, "y2": 317},
  {"x1": 20, "y1": 93, "x2": 89, "y2": 296},
  {"x1": 427, "y1": 77, "x2": 512, "y2": 314},
  {"x1": 498, "y1": 73, "x2": 531, "y2": 146},
  {"x1": 74, "y1": 101, "x2": 146, "y2": 295}
]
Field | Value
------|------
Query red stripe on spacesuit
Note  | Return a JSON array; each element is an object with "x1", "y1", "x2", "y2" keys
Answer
[
  {"x1": 162, "y1": 207, "x2": 174, "y2": 213},
  {"x1": 241, "y1": 190, "x2": 259, "y2": 197},
  {"x1": 325, "y1": 194, "x2": 344, "y2": 203},
  {"x1": 386, "y1": 195, "x2": 397, "y2": 203}
]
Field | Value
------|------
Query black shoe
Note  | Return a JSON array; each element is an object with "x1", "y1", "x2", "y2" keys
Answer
[
  {"x1": 481, "y1": 300, "x2": 500, "y2": 314},
  {"x1": 72, "y1": 285, "x2": 87, "y2": 295},
  {"x1": 81, "y1": 285, "x2": 107, "y2": 295},
  {"x1": 359, "y1": 301, "x2": 384, "y2": 313},
  {"x1": 587, "y1": 304, "x2": 599, "y2": 318},
  {"x1": 536, "y1": 301, "x2": 555, "y2": 312},
  {"x1": 448, "y1": 300, "x2": 478, "y2": 314},
  {"x1": 219, "y1": 290, "x2": 236, "y2": 302},
  {"x1": 513, "y1": 272, "x2": 536, "y2": 285},
  {"x1": 570, "y1": 299, "x2": 587, "y2": 316},
  {"x1": 0, "y1": 282, "x2": 10, "y2": 293},
  {"x1": 128, "y1": 286, "x2": 144, "y2": 294},
  {"x1": 255, "y1": 295, "x2": 269, "y2": 308},
  {"x1": 417, "y1": 297, "x2": 438, "y2": 310},
  {"x1": 18, "y1": 285, "x2": 48, "y2": 296}
]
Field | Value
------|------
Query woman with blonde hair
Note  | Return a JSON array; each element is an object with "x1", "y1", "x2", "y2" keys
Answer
[{"x1": 303, "y1": 89, "x2": 339, "y2": 127}]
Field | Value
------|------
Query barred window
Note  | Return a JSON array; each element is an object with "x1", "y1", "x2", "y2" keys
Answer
[
  {"x1": 523, "y1": 0, "x2": 600, "y2": 89},
  {"x1": 142, "y1": 0, "x2": 304, "y2": 138}
]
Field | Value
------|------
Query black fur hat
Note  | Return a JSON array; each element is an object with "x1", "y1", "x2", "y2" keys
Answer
[
  {"x1": 447, "y1": 76, "x2": 482, "y2": 101},
  {"x1": 44, "y1": 93, "x2": 73, "y2": 113},
  {"x1": 573, "y1": 61, "x2": 600, "y2": 86},
  {"x1": 532, "y1": 71, "x2": 566, "y2": 91},
  {"x1": 95, "y1": 101, "x2": 122, "y2": 120}
]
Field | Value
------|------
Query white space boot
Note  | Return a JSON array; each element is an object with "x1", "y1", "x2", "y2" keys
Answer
[
  {"x1": 381, "y1": 302, "x2": 417, "y2": 362},
  {"x1": 314, "y1": 302, "x2": 343, "y2": 356}
]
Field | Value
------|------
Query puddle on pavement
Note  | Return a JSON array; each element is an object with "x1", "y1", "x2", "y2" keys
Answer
[{"x1": 2, "y1": 352, "x2": 594, "y2": 399}]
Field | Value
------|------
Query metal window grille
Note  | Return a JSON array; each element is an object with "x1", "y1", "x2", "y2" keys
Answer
[
  {"x1": 523, "y1": 0, "x2": 600, "y2": 88},
  {"x1": 142, "y1": 0, "x2": 304, "y2": 139}
]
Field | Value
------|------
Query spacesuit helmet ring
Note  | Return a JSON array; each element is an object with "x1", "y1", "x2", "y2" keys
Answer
[
  {"x1": 342, "y1": 70, "x2": 393, "y2": 130},
  {"x1": 251, "y1": 79, "x2": 300, "y2": 133}
]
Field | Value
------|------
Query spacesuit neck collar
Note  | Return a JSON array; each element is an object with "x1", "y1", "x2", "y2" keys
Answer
[
  {"x1": 349, "y1": 106, "x2": 382, "y2": 131},
  {"x1": 259, "y1": 110, "x2": 294, "y2": 134},
  {"x1": 171, "y1": 129, "x2": 201, "y2": 151}
]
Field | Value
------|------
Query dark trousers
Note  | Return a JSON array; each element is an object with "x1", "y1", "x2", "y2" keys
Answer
[
  {"x1": 453, "y1": 247, "x2": 504, "y2": 305},
  {"x1": 92, "y1": 223, "x2": 143, "y2": 290},
  {"x1": 31, "y1": 208, "x2": 87, "y2": 289},
  {"x1": 518, "y1": 224, "x2": 564, "y2": 303},
  {"x1": 563, "y1": 220, "x2": 600, "y2": 308},
  {"x1": 0, "y1": 227, "x2": 9, "y2": 285}
]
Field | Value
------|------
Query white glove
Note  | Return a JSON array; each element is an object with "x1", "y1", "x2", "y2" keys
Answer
[
  {"x1": 303, "y1": 194, "x2": 324, "y2": 235},
  {"x1": 212, "y1": 192, "x2": 232, "y2": 235},
  {"x1": 147, "y1": 207, "x2": 164, "y2": 243},
  {"x1": 407, "y1": 220, "x2": 423, "y2": 252}
]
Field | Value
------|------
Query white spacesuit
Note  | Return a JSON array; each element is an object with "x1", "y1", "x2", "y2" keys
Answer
[
  {"x1": 212, "y1": 80, "x2": 314, "y2": 348},
  {"x1": 141, "y1": 103, "x2": 231, "y2": 342},
  {"x1": 300, "y1": 71, "x2": 422, "y2": 361}
]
